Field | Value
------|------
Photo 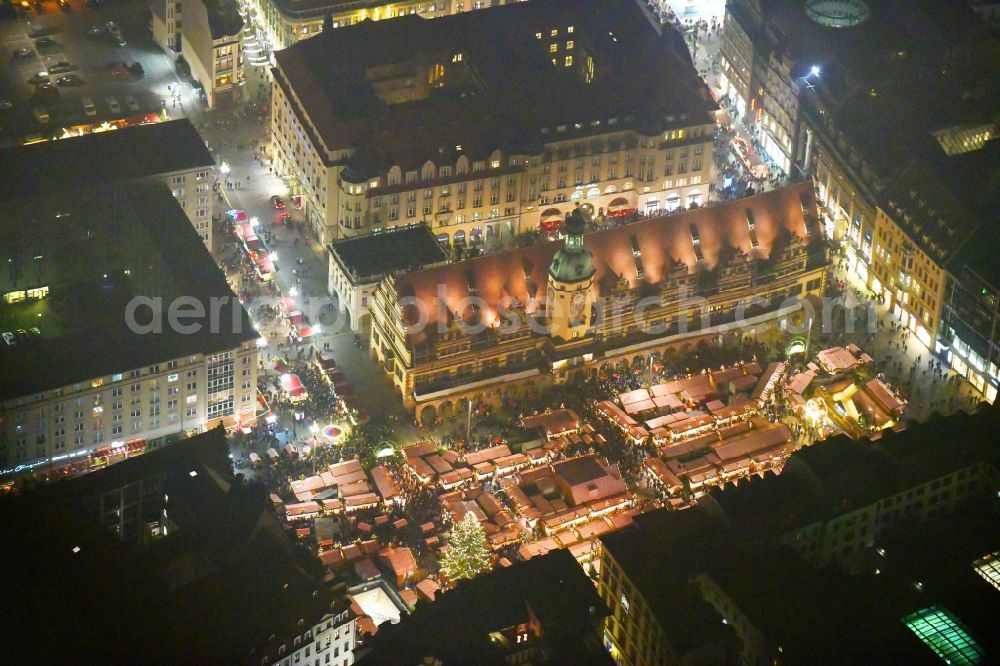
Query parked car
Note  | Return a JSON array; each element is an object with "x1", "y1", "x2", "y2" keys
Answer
[
  {"x1": 86, "y1": 24, "x2": 103, "y2": 37},
  {"x1": 124, "y1": 94, "x2": 139, "y2": 112},
  {"x1": 107, "y1": 21, "x2": 125, "y2": 47},
  {"x1": 34, "y1": 36, "x2": 56, "y2": 49},
  {"x1": 47, "y1": 60, "x2": 74, "y2": 74},
  {"x1": 56, "y1": 73, "x2": 83, "y2": 86},
  {"x1": 27, "y1": 71, "x2": 49, "y2": 84},
  {"x1": 0, "y1": 99, "x2": 12, "y2": 111},
  {"x1": 12, "y1": 46, "x2": 34, "y2": 59},
  {"x1": 105, "y1": 95, "x2": 120, "y2": 113},
  {"x1": 82, "y1": 96, "x2": 96, "y2": 116}
]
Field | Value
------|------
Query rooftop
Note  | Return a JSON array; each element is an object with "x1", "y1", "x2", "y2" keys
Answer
[
  {"x1": 0, "y1": 428, "x2": 339, "y2": 664},
  {"x1": 328, "y1": 223, "x2": 447, "y2": 283},
  {"x1": 201, "y1": 0, "x2": 243, "y2": 39},
  {"x1": 599, "y1": 505, "x2": 974, "y2": 664},
  {"x1": 0, "y1": 182, "x2": 257, "y2": 402},
  {"x1": 0, "y1": 120, "x2": 214, "y2": 199},
  {"x1": 394, "y1": 182, "x2": 821, "y2": 343},
  {"x1": 709, "y1": 406, "x2": 1000, "y2": 541},
  {"x1": 274, "y1": 0, "x2": 715, "y2": 170},
  {"x1": 365, "y1": 548, "x2": 612, "y2": 666},
  {"x1": 552, "y1": 454, "x2": 608, "y2": 487}
]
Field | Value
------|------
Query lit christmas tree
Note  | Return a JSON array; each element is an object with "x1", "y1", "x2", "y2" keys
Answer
[{"x1": 441, "y1": 512, "x2": 490, "y2": 583}]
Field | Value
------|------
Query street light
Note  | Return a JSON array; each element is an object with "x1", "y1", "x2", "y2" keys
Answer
[
  {"x1": 220, "y1": 161, "x2": 231, "y2": 175},
  {"x1": 810, "y1": 65, "x2": 821, "y2": 77}
]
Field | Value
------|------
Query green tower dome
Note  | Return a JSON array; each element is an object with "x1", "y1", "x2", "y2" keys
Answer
[{"x1": 548, "y1": 209, "x2": 595, "y2": 283}]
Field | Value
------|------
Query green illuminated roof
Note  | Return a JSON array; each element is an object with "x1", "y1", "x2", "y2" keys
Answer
[{"x1": 902, "y1": 606, "x2": 985, "y2": 665}]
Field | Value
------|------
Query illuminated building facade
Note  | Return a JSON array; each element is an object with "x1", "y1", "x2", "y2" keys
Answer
[
  {"x1": 369, "y1": 183, "x2": 827, "y2": 421},
  {"x1": 0, "y1": 183, "x2": 258, "y2": 477},
  {"x1": 244, "y1": 0, "x2": 517, "y2": 55},
  {"x1": 269, "y1": 0, "x2": 716, "y2": 246},
  {"x1": 719, "y1": 0, "x2": 1000, "y2": 402},
  {"x1": 154, "y1": 0, "x2": 245, "y2": 108}
]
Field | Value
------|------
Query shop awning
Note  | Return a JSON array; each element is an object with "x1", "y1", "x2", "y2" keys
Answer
[
  {"x1": 607, "y1": 197, "x2": 636, "y2": 218},
  {"x1": 281, "y1": 373, "x2": 307, "y2": 397}
]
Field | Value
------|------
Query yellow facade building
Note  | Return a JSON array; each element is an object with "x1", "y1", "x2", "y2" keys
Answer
[
  {"x1": 369, "y1": 183, "x2": 828, "y2": 421},
  {"x1": 268, "y1": 0, "x2": 717, "y2": 246}
]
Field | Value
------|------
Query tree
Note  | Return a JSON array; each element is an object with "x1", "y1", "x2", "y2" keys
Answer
[{"x1": 441, "y1": 512, "x2": 490, "y2": 583}]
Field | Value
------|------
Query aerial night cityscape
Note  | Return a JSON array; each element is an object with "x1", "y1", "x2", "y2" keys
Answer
[{"x1": 1, "y1": 0, "x2": 999, "y2": 663}]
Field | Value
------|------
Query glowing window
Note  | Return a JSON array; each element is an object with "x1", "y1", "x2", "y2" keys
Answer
[
  {"x1": 566, "y1": 40, "x2": 574, "y2": 49},
  {"x1": 550, "y1": 28, "x2": 558, "y2": 36},
  {"x1": 973, "y1": 552, "x2": 1000, "y2": 591},
  {"x1": 549, "y1": 43, "x2": 558, "y2": 52},
  {"x1": 902, "y1": 606, "x2": 984, "y2": 665},
  {"x1": 565, "y1": 55, "x2": 573, "y2": 67}
]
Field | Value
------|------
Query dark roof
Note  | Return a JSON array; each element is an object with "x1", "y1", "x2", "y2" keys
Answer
[
  {"x1": 365, "y1": 548, "x2": 613, "y2": 666},
  {"x1": 879, "y1": 509, "x2": 1000, "y2": 658},
  {"x1": 599, "y1": 504, "x2": 972, "y2": 665},
  {"x1": 0, "y1": 182, "x2": 258, "y2": 402},
  {"x1": 328, "y1": 223, "x2": 447, "y2": 283},
  {"x1": 552, "y1": 455, "x2": 608, "y2": 487},
  {"x1": 0, "y1": 428, "x2": 339, "y2": 665},
  {"x1": 750, "y1": 0, "x2": 998, "y2": 176},
  {"x1": 710, "y1": 407, "x2": 1000, "y2": 539},
  {"x1": 274, "y1": 0, "x2": 715, "y2": 170},
  {"x1": 728, "y1": 0, "x2": 1000, "y2": 287},
  {"x1": 0, "y1": 120, "x2": 214, "y2": 200},
  {"x1": 202, "y1": 0, "x2": 244, "y2": 39}
]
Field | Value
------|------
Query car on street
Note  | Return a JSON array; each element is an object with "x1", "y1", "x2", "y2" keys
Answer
[
  {"x1": 124, "y1": 94, "x2": 139, "y2": 112},
  {"x1": 12, "y1": 47, "x2": 34, "y2": 59},
  {"x1": 47, "y1": 61, "x2": 74, "y2": 74},
  {"x1": 271, "y1": 196, "x2": 285, "y2": 209},
  {"x1": 34, "y1": 36, "x2": 56, "y2": 49},
  {"x1": 86, "y1": 24, "x2": 104, "y2": 37},
  {"x1": 106, "y1": 96, "x2": 120, "y2": 113},
  {"x1": 28, "y1": 71, "x2": 49, "y2": 84},
  {"x1": 0, "y1": 99, "x2": 12, "y2": 111},
  {"x1": 56, "y1": 73, "x2": 83, "y2": 86},
  {"x1": 82, "y1": 96, "x2": 96, "y2": 116},
  {"x1": 33, "y1": 106, "x2": 50, "y2": 123}
]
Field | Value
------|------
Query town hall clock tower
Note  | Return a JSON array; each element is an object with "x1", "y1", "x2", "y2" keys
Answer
[{"x1": 546, "y1": 209, "x2": 596, "y2": 341}]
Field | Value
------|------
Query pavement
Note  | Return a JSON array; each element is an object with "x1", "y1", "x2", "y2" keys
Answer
[
  {"x1": 825, "y1": 247, "x2": 986, "y2": 422},
  {"x1": 195, "y1": 86, "x2": 424, "y2": 451}
]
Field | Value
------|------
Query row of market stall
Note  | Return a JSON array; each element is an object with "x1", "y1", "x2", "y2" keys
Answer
[{"x1": 229, "y1": 210, "x2": 275, "y2": 282}]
